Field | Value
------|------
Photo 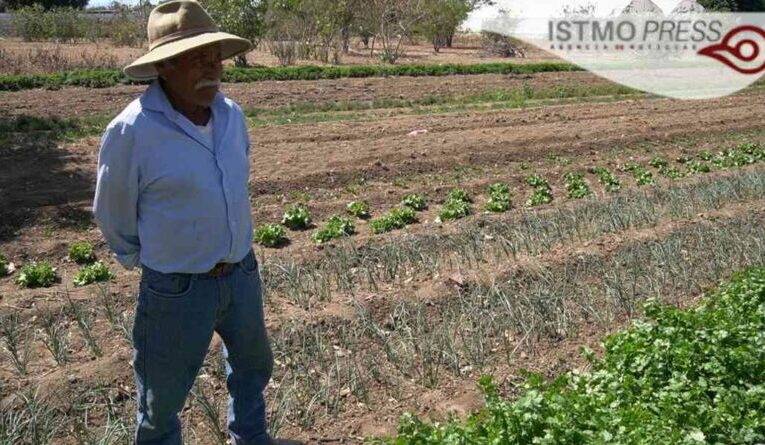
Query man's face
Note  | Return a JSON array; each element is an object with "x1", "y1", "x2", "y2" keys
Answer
[{"x1": 156, "y1": 44, "x2": 223, "y2": 107}]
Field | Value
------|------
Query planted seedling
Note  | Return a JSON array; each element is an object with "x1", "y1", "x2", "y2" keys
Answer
[
  {"x1": 686, "y1": 160, "x2": 711, "y2": 174},
  {"x1": 68, "y1": 241, "x2": 95, "y2": 264},
  {"x1": 526, "y1": 187, "x2": 553, "y2": 207},
  {"x1": 254, "y1": 224, "x2": 288, "y2": 248},
  {"x1": 312, "y1": 216, "x2": 356, "y2": 244},
  {"x1": 346, "y1": 200, "x2": 371, "y2": 219},
  {"x1": 73, "y1": 261, "x2": 112, "y2": 287},
  {"x1": 446, "y1": 188, "x2": 472, "y2": 204},
  {"x1": 437, "y1": 199, "x2": 471, "y2": 222},
  {"x1": 282, "y1": 204, "x2": 311, "y2": 230},
  {"x1": 0, "y1": 254, "x2": 9, "y2": 277},
  {"x1": 401, "y1": 194, "x2": 427, "y2": 211},
  {"x1": 564, "y1": 172, "x2": 591, "y2": 199},
  {"x1": 485, "y1": 182, "x2": 512, "y2": 213},
  {"x1": 16, "y1": 261, "x2": 58, "y2": 289},
  {"x1": 592, "y1": 167, "x2": 621, "y2": 192},
  {"x1": 649, "y1": 157, "x2": 668, "y2": 169},
  {"x1": 524, "y1": 174, "x2": 550, "y2": 189}
]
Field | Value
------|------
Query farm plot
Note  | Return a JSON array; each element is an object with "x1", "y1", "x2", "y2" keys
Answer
[{"x1": 2, "y1": 71, "x2": 765, "y2": 444}]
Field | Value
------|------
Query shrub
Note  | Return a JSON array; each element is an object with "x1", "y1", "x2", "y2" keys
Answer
[
  {"x1": 282, "y1": 204, "x2": 311, "y2": 230},
  {"x1": 312, "y1": 216, "x2": 355, "y2": 244},
  {"x1": 254, "y1": 224, "x2": 288, "y2": 248},
  {"x1": 563, "y1": 172, "x2": 591, "y2": 199},
  {"x1": 446, "y1": 188, "x2": 472, "y2": 204},
  {"x1": 16, "y1": 261, "x2": 58, "y2": 288},
  {"x1": 401, "y1": 193, "x2": 427, "y2": 211},
  {"x1": 68, "y1": 241, "x2": 95, "y2": 264},
  {"x1": 73, "y1": 261, "x2": 112, "y2": 287},
  {"x1": 346, "y1": 200, "x2": 371, "y2": 219},
  {"x1": 0, "y1": 254, "x2": 8, "y2": 277}
]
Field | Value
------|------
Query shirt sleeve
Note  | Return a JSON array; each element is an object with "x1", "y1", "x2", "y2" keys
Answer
[{"x1": 93, "y1": 122, "x2": 141, "y2": 269}]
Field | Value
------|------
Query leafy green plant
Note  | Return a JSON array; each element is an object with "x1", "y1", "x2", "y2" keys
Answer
[
  {"x1": 73, "y1": 261, "x2": 112, "y2": 287},
  {"x1": 699, "y1": 151, "x2": 713, "y2": 161},
  {"x1": 485, "y1": 182, "x2": 512, "y2": 213},
  {"x1": 659, "y1": 165, "x2": 685, "y2": 180},
  {"x1": 346, "y1": 200, "x2": 371, "y2": 219},
  {"x1": 16, "y1": 261, "x2": 58, "y2": 289},
  {"x1": 369, "y1": 207, "x2": 418, "y2": 234},
  {"x1": 649, "y1": 156, "x2": 668, "y2": 168},
  {"x1": 281, "y1": 204, "x2": 311, "y2": 230},
  {"x1": 391, "y1": 207, "x2": 418, "y2": 225},
  {"x1": 382, "y1": 266, "x2": 765, "y2": 445},
  {"x1": 686, "y1": 160, "x2": 711, "y2": 174},
  {"x1": 526, "y1": 186, "x2": 553, "y2": 207},
  {"x1": 312, "y1": 216, "x2": 356, "y2": 244},
  {"x1": 68, "y1": 241, "x2": 95, "y2": 264},
  {"x1": 401, "y1": 194, "x2": 427, "y2": 211},
  {"x1": 622, "y1": 161, "x2": 641, "y2": 172},
  {"x1": 634, "y1": 169, "x2": 655, "y2": 186},
  {"x1": 592, "y1": 166, "x2": 621, "y2": 192},
  {"x1": 563, "y1": 172, "x2": 591, "y2": 199},
  {"x1": 446, "y1": 188, "x2": 472, "y2": 204},
  {"x1": 254, "y1": 224, "x2": 288, "y2": 248},
  {"x1": 0, "y1": 254, "x2": 9, "y2": 277},
  {"x1": 524, "y1": 174, "x2": 549, "y2": 189},
  {"x1": 437, "y1": 199, "x2": 471, "y2": 222}
]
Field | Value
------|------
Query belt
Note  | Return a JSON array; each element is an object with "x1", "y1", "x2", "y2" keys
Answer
[{"x1": 206, "y1": 262, "x2": 235, "y2": 278}]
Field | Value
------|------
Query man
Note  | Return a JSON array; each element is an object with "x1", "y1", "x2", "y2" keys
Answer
[{"x1": 93, "y1": 2, "x2": 302, "y2": 444}]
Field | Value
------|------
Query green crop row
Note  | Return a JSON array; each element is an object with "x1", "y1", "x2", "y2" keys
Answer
[
  {"x1": 0, "y1": 62, "x2": 581, "y2": 92},
  {"x1": 380, "y1": 265, "x2": 765, "y2": 444}
]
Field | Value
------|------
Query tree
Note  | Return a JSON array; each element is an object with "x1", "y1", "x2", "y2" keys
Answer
[
  {"x1": 416, "y1": 0, "x2": 492, "y2": 52},
  {"x1": 6, "y1": 0, "x2": 87, "y2": 9},
  {"x1": 200, "y1": 0, "x2": 268, "y2": 66},
  {"x1": 361, "y1": 0, "x2": 428, "y2": 63}
]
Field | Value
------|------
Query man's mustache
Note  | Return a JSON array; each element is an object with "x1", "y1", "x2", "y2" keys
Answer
[{"x1": 194, "y1": 79, "x2": 221, "y2": 90}]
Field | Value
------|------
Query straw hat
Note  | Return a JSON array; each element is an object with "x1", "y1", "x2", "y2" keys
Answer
[{"x1": 124, "y1": 0, "x2": 252, "y2": 81}]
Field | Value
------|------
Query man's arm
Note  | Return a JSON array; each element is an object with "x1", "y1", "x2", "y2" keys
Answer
[{"x1": 93, "y1": 122, "x2": 141, "y2": 269}]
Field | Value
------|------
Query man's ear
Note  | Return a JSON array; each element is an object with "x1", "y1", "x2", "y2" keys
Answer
[{"x1": 154, "y1": 60, "x2": 174, "y2": 80}]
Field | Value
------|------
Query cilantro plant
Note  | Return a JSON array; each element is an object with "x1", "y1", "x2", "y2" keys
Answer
[
  {"x1": 16, "y1": 261, "x2": 58, "y2": 288},
  {"x1": 73, "y1": 261, "x2": 112, "y2": 287},
  {"x1": 254, "y1": 224, "x2": 288, "y2": 248}
]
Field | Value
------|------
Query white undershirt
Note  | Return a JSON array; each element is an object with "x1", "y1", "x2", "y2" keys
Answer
[{"x1": 196, "y1": 116, "x2": 214, "y2": 148}]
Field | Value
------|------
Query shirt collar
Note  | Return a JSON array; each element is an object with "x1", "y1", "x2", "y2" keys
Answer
[{"x1": 141, "y1": 80, "x2": 226, "y2": 119}]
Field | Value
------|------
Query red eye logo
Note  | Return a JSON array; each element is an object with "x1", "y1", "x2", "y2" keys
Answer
[{"x1": 698, "y1": 25, "x2": 765, "y2": 75}]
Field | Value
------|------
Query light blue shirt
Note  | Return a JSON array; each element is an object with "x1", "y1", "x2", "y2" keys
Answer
[{"x1": 93, "y1": 81, "x2": 253, "y2": 274}]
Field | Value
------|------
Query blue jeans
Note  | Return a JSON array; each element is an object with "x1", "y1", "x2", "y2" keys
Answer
[{"x1": 132, "y1": 250, "x2": 273, "y2": 445}]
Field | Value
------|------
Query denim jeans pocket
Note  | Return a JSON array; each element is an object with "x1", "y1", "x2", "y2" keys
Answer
[
  {"x1": 141, "y1": 268, "x2": 195, "y2": 299},
  {"x1": 239, "y1": 250, "x2": 259, "y2": 275}
]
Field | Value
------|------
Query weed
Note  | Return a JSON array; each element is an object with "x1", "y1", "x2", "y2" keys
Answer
[
  {"x1": 16, "y1": 261, "x2": 58, "y2": 288},
  {"x1": 73, "y1": 261, "x2": 112, "y2": 287},
  {"x1": 254, "y1": 224, "x2": 288, "y2": 248},
  {"x1": 282, "y1": 205, "x2": 311, "y2": 230}
]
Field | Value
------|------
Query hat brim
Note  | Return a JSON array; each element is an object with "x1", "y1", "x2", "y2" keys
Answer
[{"x1": 124, "y1": 32, "x2": 252, "y2": 81}]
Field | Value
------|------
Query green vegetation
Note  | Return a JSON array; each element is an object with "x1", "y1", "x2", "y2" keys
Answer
[
  {"x1": 381, "y1": 266, "x2": 765, "y2": 445},
  {"x1": 401, "y1": 194, "x2": 428, "y2": 211},
  {"x1": 281, "y1": 204, "x2": 312, "y2": 230},
  {"x1": 446, "y1": 188, "x2": 472, "y2": 204},
  {"x1": 687, "y1": 160, "x2": 711, "y2": 174},
  {"x1": 68, "y1": 241, "x2": 95, "y2": 265},
  {"x1": 346, "y1": 200, "x2": 371, "y2": 219},
  {"x1": 563, "y1": 172, "x2": 591, "y2": 199},
  {"x1": 312, "y1": 216, "x2": 355, "y2": 244},
  {"x1": 648, "y1": 156, "x2": 668, "y2": 169},
  {"x1": 634, "y1": 169, "x2": 655, "y2": 186},
  {"x1": 254, "y1": 224, "x2": 288, "y2": 248},
  {"x1": 0, "y1": 62, "x2": 581, "y2": 92},
  {"x1": 437, "y1": 188, "x2": 473, "y2": 222},
  {"x1": 525, "y1": 174, "x2": 553, "y2": 207},
  {"x1": 524, "y1": 174, "x2": 549, "y2": 189},
  {"x1": 16, "y1": 261, "x2": 58, "y2": 288},
  {"x1": 485, "y1": 183, "x2": 512, "y2": 213},
  {"x1": 370, "y1": 207, "x2": 418, "y2": 234},
  {"x1": 659, "y1": 165, "x2": 686, "y2": 180},
  {"x1": 591, "y1": 166, "x2": 621, "y2": 192},
  {"x1": 73, "y1": 261, "x2": 112, "y2": 287},
  {"x1": 0, "y1": 254, "x2": 9, "y2": 277}
]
